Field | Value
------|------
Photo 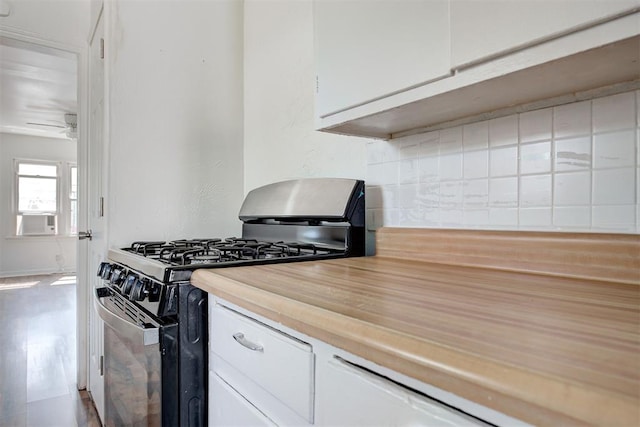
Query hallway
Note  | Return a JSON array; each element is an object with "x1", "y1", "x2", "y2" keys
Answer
[{"x1": 0, "y1": 274, "x2": 101, "y2": 427}]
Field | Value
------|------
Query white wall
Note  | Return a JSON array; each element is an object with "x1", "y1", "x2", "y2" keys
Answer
[
  {"x1": 243, "y1": 0, "x2": 367, "y2": 193},
  {"x1": 0, "y1": 133, "x2": 77, "y2": 277},
  {"x1": 106, "y1": 0, "x2": 245, "y2": 247},
  {"x1": 366, "y1": 91, "x2": 640, "y2": 234},
  {"x1": 0, "y1": 0, "x2": 89, "y2": 49}
]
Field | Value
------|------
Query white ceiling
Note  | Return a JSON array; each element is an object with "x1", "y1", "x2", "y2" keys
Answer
[{"x1": 0, "y1": 36, "x2": 77, "y2": 139}]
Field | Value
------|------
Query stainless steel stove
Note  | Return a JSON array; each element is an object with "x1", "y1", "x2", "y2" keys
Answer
[{"x1": 94, "y1": 178, "x2": 365, "y2": 426}]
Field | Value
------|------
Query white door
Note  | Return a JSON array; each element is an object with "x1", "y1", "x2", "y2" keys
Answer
[{"x1": 87, "y1": 9, "x2": 106, "y2": 421}]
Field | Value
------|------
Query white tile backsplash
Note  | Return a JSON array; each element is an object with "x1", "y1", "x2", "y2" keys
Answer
[
  {"x1": 554, "y1": 171, "x2": 591, "y2": 206},
  {"x1": 592, "y1": 205, "x2": 636, "y2": 230},
  {"x1": 555, "y1": 136, "x2": 591, "y2": 172},
  {"x1": 366, "y1": 163, "x2": 384, "y2": 186},
  {"x1": 382, "y1": 161, "x2": 399, "y2": 185},
  {"x1": 490, "y1": 146, "x2": 518, "y2": 177},
  {"x1": 398, "y1": 141, "x2": 419, "y2": 160},
  {"x1": 381, "y1": 185, "x2": 398, "y2": 209},
  {"x1": 489, "y1": 207, "x2": 519, "y2": 227},
  {"x1": 418, "y1": 156, "x2": 439, "y2": 183},
  {"x1": 463, "y1": 179, "x2": 489, "y2": 208},
  {"x1": 463, "y1": 121, "x2": 489, "y2": 151},
  {"x1": 520, "y1": 141, "x2": 551, "y2": 175},
  {"x1": 553, "y1": 206, "x2": 591, "y2": 229},
  {"x1": 489, "y1": 115, "x2": 518, "y2": 147},
  {"x1": 520, "y1": 108, "x2": 552, "y2": 143},
  {"x1": 463, "y1": 150, "x2": 488, "y2": 179},
  {"x1": 553, "y1": 100, "x2": 591, "y2": 139},
  {"x1": 439, "y1": 127, "x2": 463, "y2": 153},
  {"x1": 592, "y1": 92, "x2": 636, "y2": 133},
  {"x1": 520, "y1": 174, "x2": 552, "y2": 207},
  {"x1": 592, "y1": 168, "x2": 636, "y2": 206},
  {"x1": 366, "y1": 90, "x2": 639, "y2": 233},
  {"x1": 593, "y1": 129, "x2": 636, "y2": 169},
  {"x1": 439, "y1": 180, "x2": 464, "y2": 208},
  {"x1": 553, "y1": 206, "x2": 591, "y2": 228},
  {"x1": 519, "y1": 207, "x2": 552, "y2": 227},
  {"x1": 399, "y1": 158, "x2": 419, "y2": 184},
  {"x1": 463, "y1": 209, "x2": 490, "y2": 226},
  {"x1": 439, "y1": 152, "x2": 463, "y2": 181},
  {"x1": 489, "y1": 177, "x2": 518, "y2": 207},
  {"x1": 398, "y1": 184, "x2": 419, "y2": 208},
  {"x1": 418, "y1": 182, "x2": 440, "y2": 207}
]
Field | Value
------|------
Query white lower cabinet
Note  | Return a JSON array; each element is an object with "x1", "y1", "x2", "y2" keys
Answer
[
  {"x1": 209, "y1": 301, "x2": 314, "y2": 426},
  {"x1": 316, "y1": 357, "x2": 488, "y2": 426},
  {"x1": 210, "y1": 372, "x2": 276, "y2": 426},
  {"x1": 209, "y1": 296, "x2": 521, "y2": 426}
]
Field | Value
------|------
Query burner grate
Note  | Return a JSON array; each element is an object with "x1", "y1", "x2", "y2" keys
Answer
[{"x1": 123, "y1": 238, "x2": 339, "y2": 267}]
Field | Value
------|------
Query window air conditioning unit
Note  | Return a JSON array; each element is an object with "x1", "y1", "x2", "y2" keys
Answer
[{"x1": 18, "y1": 214, "x2": 57, "y2": 236}]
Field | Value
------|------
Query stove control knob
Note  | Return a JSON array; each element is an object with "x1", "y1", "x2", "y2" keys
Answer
[
  {"x1": 110, "y1": 268, "x2": 125, "y2": 286},
  {"x1": 147, "y1": 282, "x2": 161, "y2": 302},
  {"x1": 97, "y1": 262, "x2": 109, "y2": 277},
  {"x1": 130, "y1": 278, "x2": 148, "y2": 302},
  {"x1": 100, "y1": 264, "x2": 112, "y2": 280},
  {"x1": 122, "y1": 274, "x2": 137, "y2": 295}
]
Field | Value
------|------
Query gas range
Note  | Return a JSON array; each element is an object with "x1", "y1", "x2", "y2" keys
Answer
[{"x1": 94, "y1": 178, "x2": 365, "y2": 426}]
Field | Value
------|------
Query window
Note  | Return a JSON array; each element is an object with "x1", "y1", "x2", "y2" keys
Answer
[
  {"x1": 14, "y1": 160, "x2": 77, "y2": 236},
  {"x1": 17, "y1": 162, "x2": 58, "y2": 214}
]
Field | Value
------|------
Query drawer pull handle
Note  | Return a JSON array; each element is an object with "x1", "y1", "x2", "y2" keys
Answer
[{"x1": 233, "y1": 332, "x2": 264, "y2": 352}]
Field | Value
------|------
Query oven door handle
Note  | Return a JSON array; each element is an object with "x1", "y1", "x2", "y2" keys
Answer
[{"x1": 94, "y1": 289, "x2": 159, "y2": 346}]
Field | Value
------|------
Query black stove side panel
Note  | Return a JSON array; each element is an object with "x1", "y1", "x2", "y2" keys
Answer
[
  {"x1": 161, "y1": 323, "x2": 179, "y2": 427},
  {"x1": 346, "y1": 181, "x2": 366, "y2": 257},
  {"x1": 178, "y1": 283, "x2": 208, "y2": 427}
]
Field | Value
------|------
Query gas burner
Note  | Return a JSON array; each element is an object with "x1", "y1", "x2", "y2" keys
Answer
[
  {"x1": 157, "y1": 246, "x2": 208, "y2": 265},
  {"x1": 214, "y1": 245, "x2": 258, "y2": 260},
  {"x1": 188, "y1": 253, "x2": 223, "y2": 264},
  {"x1": 170, "y1": 238, "x2": 223, "y2": 248},
  {"x1": 223, "y1": 238, "x2": 258, "y2": 245},
  {"x1": 130, "y1": 241, "x2": 168, "y2": 256},
  {"x1": 270, "y1": 242, "x2": 320, "y2": 256},
  {"x1": 257, "y1": 245, "x2": 288, "y2": 259}
]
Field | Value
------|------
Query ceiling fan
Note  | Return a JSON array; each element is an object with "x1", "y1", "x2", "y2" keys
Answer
[{"x1": 27, "y1": 113, "x2": 77, "y2": 139}]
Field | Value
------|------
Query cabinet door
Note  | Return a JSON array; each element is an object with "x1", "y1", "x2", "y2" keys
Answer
[
  {"x1": 317, "y1": 357, "x2": 488, "y2": 426},
  {"x1": 451, "y1": 0, "x2": 640, "y2": 68},
  {"x1": 314, "y1": 0, "x2": 451, "y2": 118},
  {"x1": 210, "y1": 304, "x2": 314, "y2": 423},
  {"x1": 210, "y1": 373, "x2": 276, "y2": 427}
]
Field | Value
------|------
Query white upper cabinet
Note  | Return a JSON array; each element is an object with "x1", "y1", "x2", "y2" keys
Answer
[
  {"x1": 314, "y1": 0, "x2": 451, "y2": 118},
  {"x1": 451, "y1": 0, "x2": 640, "y2": 69},
  {"x1": 313, "y1": 0, "x2": 640, "y2": 140}
]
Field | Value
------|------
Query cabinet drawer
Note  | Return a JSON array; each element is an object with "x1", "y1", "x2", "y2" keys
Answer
[{"x1": 210, "y1": 304, "x2": 314, "y2": 422}]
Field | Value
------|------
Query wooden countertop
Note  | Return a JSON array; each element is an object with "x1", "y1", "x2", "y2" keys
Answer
[{"x1": 191, "y1": 228, "x2": 640, "y2": 426}]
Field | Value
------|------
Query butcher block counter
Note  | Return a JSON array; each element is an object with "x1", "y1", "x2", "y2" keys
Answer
[{"x1": 191, "y1": 228, "x2": 640, "y2": 426}]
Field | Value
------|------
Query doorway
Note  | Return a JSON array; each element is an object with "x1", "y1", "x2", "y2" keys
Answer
[{"x1": 0, "y1": 31, "x2": 90, "y2": 399}]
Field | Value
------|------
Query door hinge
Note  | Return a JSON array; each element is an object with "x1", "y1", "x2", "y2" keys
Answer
[
  {"x1": 100, "y1": 38, "x2": 105, "y2": 59},
  {"x1": 99, "y1": 196, "x2": 104, "y2": 217},
  {"x1": 99, "y1": 355, "x2": 104, "y2": 376},
  {"x1": 315, "y1": 75, "x2": 319, "y2": 93}
]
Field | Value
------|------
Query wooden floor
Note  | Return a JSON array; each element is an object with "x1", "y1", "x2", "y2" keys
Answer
[{"x1": 0, "y1": 274, "x2": 102, "y2": 427}]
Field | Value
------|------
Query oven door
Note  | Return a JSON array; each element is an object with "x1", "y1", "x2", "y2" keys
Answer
[{"x1": 94, "y1": 288, "x2": 178, "y2": 427}]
